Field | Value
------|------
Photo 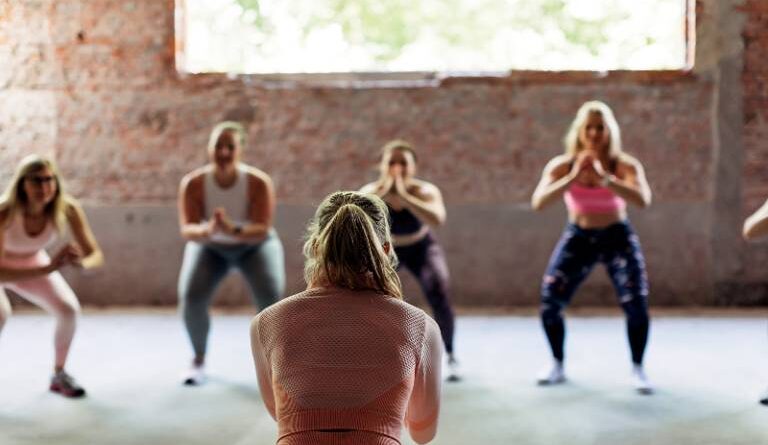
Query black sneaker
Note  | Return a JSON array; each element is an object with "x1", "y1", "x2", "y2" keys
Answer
[
  {"x1": 760, "y1": 389, "x2": 768, "y2": 406},
  {"x1": 50, "y1": 371, "x2": 86, "y2": 398}
]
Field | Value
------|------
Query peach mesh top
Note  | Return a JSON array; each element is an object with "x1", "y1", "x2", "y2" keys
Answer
[{"x1": 251, "y1": 287, "x2": 442, "y2": 445}]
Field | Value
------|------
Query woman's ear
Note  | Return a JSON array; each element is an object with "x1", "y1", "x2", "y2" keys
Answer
[{"x1": 382, "y1": 241, "x2": 391, "y2": 255}]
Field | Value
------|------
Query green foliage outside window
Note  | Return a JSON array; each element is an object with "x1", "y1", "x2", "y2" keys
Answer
[{"x1": 184, "y1": 0, "x2": 686, "y2": 73}]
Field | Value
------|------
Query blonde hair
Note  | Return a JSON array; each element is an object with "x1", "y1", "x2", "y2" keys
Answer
[
  {"x1": 381, "y1": 139, "x2": 417, "y2": 162},
  {"x1": 303, "y1": 191, "x2": 402, "y2": 299},
  {"x1": 207, "y1": 121, "x2": 247, "y2": 154},
  {"x1": 563, "y1": 101, "x2": 624, "y2": 159},
  {"x1": 0, "y1": 154, "x2": 70, "y2": 232}
]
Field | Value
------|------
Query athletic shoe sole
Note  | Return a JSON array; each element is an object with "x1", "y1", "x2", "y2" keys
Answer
[{"x1": 49, "y1": 384, "x2": 86, "y2": 398}]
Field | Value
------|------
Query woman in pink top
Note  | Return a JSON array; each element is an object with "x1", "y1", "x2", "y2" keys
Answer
[
  {"x1": 531, "y1": 101, "x2": 653, "y2": 394},
  {"x1": 251, "y1": 191, "x2": 442, "y2": 445},
  {"x1": 742, "y1": 198, "x2": 768, "y2": 406},
  {"x1": 0, "y1": 155, "x2": 104, "y2": 398}
]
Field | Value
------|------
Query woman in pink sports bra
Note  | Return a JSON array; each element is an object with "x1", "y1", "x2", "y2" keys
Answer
[
  {"x1": 531, "y1": 100, "x2": 654, "y2": 394},
  {"x1": 251, "y1": 191, "x2": 442, "y2": 445},
  {"x1": 0, "y1": 155, "x2": 104, "y2": 398}
]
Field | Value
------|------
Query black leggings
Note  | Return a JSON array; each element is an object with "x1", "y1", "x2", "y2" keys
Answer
[
  {"x1": 395, "y1": 233, "x2": 455, "y2": 354},
  {"x1": 540, "y1": 222, "x2": 650, "y2": 365}
]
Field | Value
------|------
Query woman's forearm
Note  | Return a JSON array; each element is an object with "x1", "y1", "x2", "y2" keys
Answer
[
  {"x1": 744, "y1": 209, "x2": 768, "y2": 240},
  {"x1": 606, "y1": 177, "x2": 651, "y2": 208},
  {"x1": 181, "y1": 223, "x2": 211, "y2": 242},
  {"x1": 79, "y1": 250, "x2": 104, "y2": 270},
  {"x1": 532, "y1": 173, "x2": 575, "y2": 210},
  {"x1": 400, "y1": 193, "x2": 445, "y2": 226}
]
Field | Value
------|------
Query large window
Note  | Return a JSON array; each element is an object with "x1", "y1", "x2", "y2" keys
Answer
[{"x1": 176, "y1": 0, "x2": 691, "y2": 74}]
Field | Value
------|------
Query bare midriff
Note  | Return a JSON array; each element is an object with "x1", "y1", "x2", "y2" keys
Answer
[{"x1": 568, "y1": 209, "x2": 627, "y2": 229}]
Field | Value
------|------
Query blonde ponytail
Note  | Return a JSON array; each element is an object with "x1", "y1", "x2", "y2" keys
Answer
[{"x1": 304, "y1": 192, "x2": 402, "y2": 299}]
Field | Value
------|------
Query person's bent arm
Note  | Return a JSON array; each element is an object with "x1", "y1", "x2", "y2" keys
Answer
[
  {"x1": 603, "y1": 156, "x2": 652, "y2": 208},
  {"x1": 178, "y1": 173, "x2": 213, "y2": 241},
  {"x1": 360, "y1": 181, "x2": 385, "y2": 197},
  {"x1": 744, "y1": 198, "x2": 768, "y2": 240},
  {"x1": 65, "y1": 198, "x2": 104, "y2": 269},
  {"x1": 405, "y1": 318, "x2": 442, "y2": 444},
  {"x1": 238, "y1": 171, "x2": 274, "y2": 241},
  {"x1": 531, "y1": 156, "x2": 576, "y2": 211},
  {"x1": 397, "y1": 180, "x2": 446, "y2": 227},
  {"x1": 361, "y1": 175, "x2": 394, "y2": 198},
  {"x1": 250, "y1": 315, "x2": 277, "y2": 420}
]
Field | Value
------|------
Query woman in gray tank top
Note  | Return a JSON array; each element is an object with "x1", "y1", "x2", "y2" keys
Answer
[{"x1": 176, "y1": 121, "x2": 285, "y2": 385}]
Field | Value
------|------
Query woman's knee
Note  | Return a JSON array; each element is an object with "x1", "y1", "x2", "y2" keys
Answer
[
  {"x1": 53, "y1": 297, "x2": 80, "y2": 322},
  {"x1": 540, "y1": 288, "x2": 568, "y2": 322},
  {"x1": 420, "y1": 272, "x2": 450, "y2": 302},
  {"x1": 540, "y1": 301, "x2": 564, "y2": 324},
  {"x1": 621, "y1": 295, "x2": 649, "y2": 324},
  {"x1": 180, "y1": 294, "x2": 209, "y2": 318},
  {"x1": 178, "y1": 274, "x2": 218, "y2": 308}
]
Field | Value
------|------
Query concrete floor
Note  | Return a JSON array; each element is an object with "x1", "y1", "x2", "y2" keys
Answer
[{"x1": 0, "y1": 311, "x2": 767, "y2": 445}]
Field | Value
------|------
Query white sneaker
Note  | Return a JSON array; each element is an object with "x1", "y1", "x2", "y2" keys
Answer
[
  {"x1": 631, "y1": 365, "x2": 653, "y2": 395},
  {"x1": 446, "y1": 354, "x2": 462, "y2": 382},
  {"x1": 181, "y1": 364, "x2": 206, "y2": 386},
  {"x1": 759, "y1": 388, "x2": 768, "y2": 406},
  {"x1": 536, "y1": 361, "x2": 566, "y2": 385}
]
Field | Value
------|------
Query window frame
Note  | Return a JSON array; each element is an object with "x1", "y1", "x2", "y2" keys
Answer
[{"x1": 173, "y1": 0, "x2": 697, "y2": 87}]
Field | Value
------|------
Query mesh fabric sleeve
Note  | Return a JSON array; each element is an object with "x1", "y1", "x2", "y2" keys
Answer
[
  {"x1": 250, "y1": 315, "x2": 276, "y2": 420},
  {"x1": 405, "y1": 316, "x2": 442, "y2": 444}
]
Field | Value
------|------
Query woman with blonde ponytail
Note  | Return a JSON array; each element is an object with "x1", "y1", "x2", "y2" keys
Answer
[{"x1": 251, "y1": 191, "x2": 442, "y2": 445}]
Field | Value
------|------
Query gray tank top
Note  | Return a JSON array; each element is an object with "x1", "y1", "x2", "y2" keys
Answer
[{"x1": 204, "y1": 165, "x2": 249, "y2": 244}]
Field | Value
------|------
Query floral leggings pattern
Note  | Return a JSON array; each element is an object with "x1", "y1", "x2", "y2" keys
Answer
[{"x1": 540, "y1": 222, "x2": 650, "y2": 364}]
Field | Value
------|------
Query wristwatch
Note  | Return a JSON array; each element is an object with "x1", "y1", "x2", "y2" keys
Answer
[{"x1": 233, "y1": 225, "x2": 243, "y2": 235}]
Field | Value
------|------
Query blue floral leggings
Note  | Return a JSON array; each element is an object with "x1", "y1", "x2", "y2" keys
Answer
[{"x1": 540, "y1": 222, "x2": 650, "y2": 365}]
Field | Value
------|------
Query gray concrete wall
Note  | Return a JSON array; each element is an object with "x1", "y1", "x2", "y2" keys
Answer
[{"x1": 41, "y1": 203, "x2": 715, "y2": 307}]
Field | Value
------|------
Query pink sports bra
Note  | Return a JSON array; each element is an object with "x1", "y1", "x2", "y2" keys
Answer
[
  {"x1": 2, "y1": 212, "x2": 58, "y2": 255},
  {"x1": 564, "y1": 183, "x2": 626, "y2": 215}
]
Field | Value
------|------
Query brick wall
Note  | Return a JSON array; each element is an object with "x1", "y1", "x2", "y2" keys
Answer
[{"x1": 0, "y1": 0, "x2": 765, "y2": 307}]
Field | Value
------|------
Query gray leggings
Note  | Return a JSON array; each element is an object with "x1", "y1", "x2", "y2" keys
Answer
[{"x1": 178, "y1": 230, "x2": 285, "y2": 358}]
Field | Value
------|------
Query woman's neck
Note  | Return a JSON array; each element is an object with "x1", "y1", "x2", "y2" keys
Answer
[
  {"x1": 213, "y1": 164, "x2": 238, "y2": 188},
  {"x1": 24, "y1": 203, "x2": 47, "y2": 217}
]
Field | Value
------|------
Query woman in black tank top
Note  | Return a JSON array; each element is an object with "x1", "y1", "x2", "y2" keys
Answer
[{"x1": 360, "y1": 139, "x2": 460, "y2": 382}]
